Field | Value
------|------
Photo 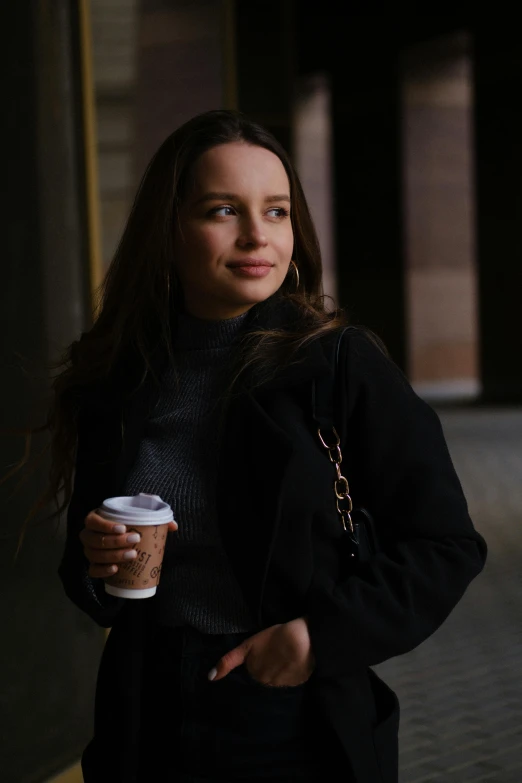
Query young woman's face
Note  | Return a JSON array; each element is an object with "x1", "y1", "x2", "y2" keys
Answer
[{"x1": 173, "y1": 142, "x2": 294, "y2": 320}]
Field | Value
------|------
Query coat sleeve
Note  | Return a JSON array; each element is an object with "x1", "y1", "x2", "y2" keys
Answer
[
  {"x1": 306, "y1": 330, "x2": 487, "y2": 678},
  {"x1": 58, "y1": 405, "x2": 126, "y2": 628}
]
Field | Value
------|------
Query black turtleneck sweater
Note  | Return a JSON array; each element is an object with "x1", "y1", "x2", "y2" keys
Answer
[{"x1": 122, "y1": 310, "x2": 254, "y2": 633}]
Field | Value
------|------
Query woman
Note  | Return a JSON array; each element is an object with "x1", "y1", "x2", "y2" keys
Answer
[{"x1": 56, "y1": 110, "x2": 486, "y2": 782}]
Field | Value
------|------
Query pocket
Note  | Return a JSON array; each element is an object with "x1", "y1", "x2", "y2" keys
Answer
[{"x1": 236, "y1": 663, "x2": 308, "y2": 694}]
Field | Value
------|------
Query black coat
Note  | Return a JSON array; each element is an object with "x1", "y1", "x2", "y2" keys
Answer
[{"x1": 59, "y1": 297, "x2": 487, "y2": 783}]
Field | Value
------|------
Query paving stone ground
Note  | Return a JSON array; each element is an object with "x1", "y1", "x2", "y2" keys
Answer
[{"x1": 374, "y1": 407, "x2": 522, "y2": 783}]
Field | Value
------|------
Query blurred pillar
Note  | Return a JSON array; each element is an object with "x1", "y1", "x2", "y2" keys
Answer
[
  {"x1": 473, "y1": 24, "x2": 522, "y2": 402},
  {"x1": 37, "y1": 2, "x2": 94, "y2": 348},
  {"x1": 293, "y1": 73, "x2": 337, "y2": 307},
  {"x1": 91, "y1": 0, "x2": 139, "y2": 274},
  {"x1": 235, "y1": 0, "x2": 295, "y2": 152},
  {"x1": 135, "y1": 0, "x2": 226, "y2": 181},
  {"x1": 330, "y1": 17, "x2": 406, "y2": 368},
  {"x1": 402, "y1": 32, "x2": 479, "y2": 401},
  {"x1": 1, "y1": 1, "x2": 103, "y2": 780}
]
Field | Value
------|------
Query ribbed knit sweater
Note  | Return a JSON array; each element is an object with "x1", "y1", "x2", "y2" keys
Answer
[{"x1": 122, "y1": 310, "x2": 254, "y2": 633}]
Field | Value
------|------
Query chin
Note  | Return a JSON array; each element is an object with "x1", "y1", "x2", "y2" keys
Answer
[{"x1": 230, "y1": 279, "x2": 284, "y2": 306}]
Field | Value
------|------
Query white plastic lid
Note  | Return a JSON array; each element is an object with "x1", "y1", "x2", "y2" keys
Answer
[{"x1": 100, "y1": 493, "x2": 174, "y2": 525}]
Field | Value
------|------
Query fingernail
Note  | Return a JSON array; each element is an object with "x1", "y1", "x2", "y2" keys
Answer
[
  {"x1": 113, "y1": 525, "x2": 126, "y2": 534},
  {"x1": 108, "y1": 565, "x2": 117, "y2": 573},
  {"x1": 208, "y1": 668, "x2": 217, "y2": 681},
  {"x1": 126, "y1": 533, "x2": 140, "y2": 544},
  {"x1": 123, "y1": 550, "x2": 137, "y2": 560}
]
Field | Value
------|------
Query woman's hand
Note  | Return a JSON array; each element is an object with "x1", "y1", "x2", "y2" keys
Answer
[
  {"x1": 209, "y1": 617, "x2": 315, "y2": 687},
  {"x1": 79, "y1": 510, "x2": 178, "y2": 579}
]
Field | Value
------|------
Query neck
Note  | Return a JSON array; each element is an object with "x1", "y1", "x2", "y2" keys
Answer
[{"x1": 175, "y1": 309, "x2": 250, "y2": 351}]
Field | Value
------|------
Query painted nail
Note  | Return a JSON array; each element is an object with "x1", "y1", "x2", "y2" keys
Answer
[
  {"x1": 123, "y1": 550, "x2": 137, "y2": 560},
  {"x1": 113, "y1": 525, "x2": 126, "y2": 534},
  {"x1": 208, "y1": 668, "x2": 217, "y2": 681},
  {"x1": 126, "y1": 533, "x2": 140, "y2": 544}
]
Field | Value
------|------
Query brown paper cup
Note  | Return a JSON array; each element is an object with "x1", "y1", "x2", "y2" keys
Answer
[
  {"x1": 104, "y1": 521, "x2": 170, "y2": 598},
  {"x1": 99, "y1": 493, "x2": 174, "y2": 599}
]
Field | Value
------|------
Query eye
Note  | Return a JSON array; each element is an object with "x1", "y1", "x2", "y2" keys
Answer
[
  {"x1": 267, "y1": 207, "x2": 290, "y2": 218},
  {"x1": 209, "y1": 205, "x2": 236, "y2": 217}
]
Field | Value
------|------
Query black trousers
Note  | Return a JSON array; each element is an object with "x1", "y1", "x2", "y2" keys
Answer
[{"x1": 137, "y1": 622, "x2": 351, "y2": 781}]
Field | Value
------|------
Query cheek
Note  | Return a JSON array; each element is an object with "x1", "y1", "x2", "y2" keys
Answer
[
  {"x1": 176, "y1": 226, "x2": 225, "y2": 267},
  {"x1": 279, "y1": 227, "x2": 294, "y2": 259}
]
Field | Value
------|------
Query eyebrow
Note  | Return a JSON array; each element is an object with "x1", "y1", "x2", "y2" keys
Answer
[{"x1": 193, "y1": 192, "x2": 291, "y2": 206}]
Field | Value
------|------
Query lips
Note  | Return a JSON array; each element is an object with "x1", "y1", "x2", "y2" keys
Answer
[
  {"x1": 226, "y1": 259, "x2": 274, "y2": 269},
  {"x1": 226, "y1": 259, "x2": 274, "y2": 278}
]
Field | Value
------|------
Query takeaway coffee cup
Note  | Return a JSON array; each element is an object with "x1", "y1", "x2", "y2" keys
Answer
[{"x1": 101, "y1": 493, "x2": 174, "y2": 599}]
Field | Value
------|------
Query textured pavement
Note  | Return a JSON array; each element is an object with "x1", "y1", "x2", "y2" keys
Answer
[{"x1": 375, "y1": 407, "x2": 522, "y2": 783}]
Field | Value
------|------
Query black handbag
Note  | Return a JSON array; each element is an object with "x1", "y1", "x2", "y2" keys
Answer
[{"x1": 312, "y1": 327, "x2": 378, "y2": 563}]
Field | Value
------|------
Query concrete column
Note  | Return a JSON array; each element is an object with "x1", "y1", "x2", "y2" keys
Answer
[
  {"x1": 330, "y1": 16, "x2": 406, "y2": 367},
  {"x1": 473, "y1": 22, "x2": 522, "y2": 402}
]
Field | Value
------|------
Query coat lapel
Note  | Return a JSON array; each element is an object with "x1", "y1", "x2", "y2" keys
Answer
[
  {"x1": 215, "y1": 389, "x2": 294, "y2": 624},
  {"x1": 216, "y1": 326, "x2": 332, "y2": 623}
]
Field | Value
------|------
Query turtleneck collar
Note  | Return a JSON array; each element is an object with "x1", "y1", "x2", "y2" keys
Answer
[{"x1": 174, "y1": 309, "x2": 250, "y2": 351}]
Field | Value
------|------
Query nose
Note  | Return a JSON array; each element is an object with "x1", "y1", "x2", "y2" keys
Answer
[{"x1": 236, "y1": 215, "x2": 268, "y2": 249}]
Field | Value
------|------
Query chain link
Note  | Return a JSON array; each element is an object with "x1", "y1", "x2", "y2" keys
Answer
[{"x1": 317, "y1": 427, "x2": 354, "y2": 534}]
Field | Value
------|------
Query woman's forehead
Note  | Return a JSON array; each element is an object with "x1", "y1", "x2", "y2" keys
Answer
[{"x1": 189, "y1": 142, "x2": 290, "y2": 196}]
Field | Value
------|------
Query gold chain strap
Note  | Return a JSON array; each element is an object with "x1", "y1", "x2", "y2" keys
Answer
[{"x1": 317, "y1": 427, "x2": 354, "y2": 534}]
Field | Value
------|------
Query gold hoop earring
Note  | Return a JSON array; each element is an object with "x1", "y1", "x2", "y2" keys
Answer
[{"x1": 289, "y1": 259, "x2": 300, "y2": 290}]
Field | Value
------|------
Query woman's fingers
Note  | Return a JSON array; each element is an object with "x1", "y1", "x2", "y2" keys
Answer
[
  {"x1": 80, "y1": 527, "x2": 140, "y2": 550},
  {"x1": 208, "y1": 621, "x2": 314, "y2": 686},
  {"x1": 84, "y1": 510, "x2": 127, "y2": 534},
  {"x1": 84, "y1": 544, "x2": 138, "y2": 564},
  {"x1": 85, "y1": 542, "x2": 139, "y2": 578},
  {"x1": 88, "y1": 563, "x2": 120, "y2": 579},
  {"x1": 81, "y1": 509, "x2": 178, "y2": 579},
  {"x1": 82, "y1": 510, "x2": 138, "y2": 576},
  {"x1": 209, "y1": 639, "x2": 252, "y2": 681}
]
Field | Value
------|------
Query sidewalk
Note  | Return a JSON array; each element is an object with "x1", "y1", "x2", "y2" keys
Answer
[{"x1": 376, "y1": 407, "x2": 522, "y2": 782}]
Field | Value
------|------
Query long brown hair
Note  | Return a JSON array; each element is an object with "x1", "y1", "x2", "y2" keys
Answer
[{"x1": 10, "y1": 109, "x2": 349, "y2": 549}]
